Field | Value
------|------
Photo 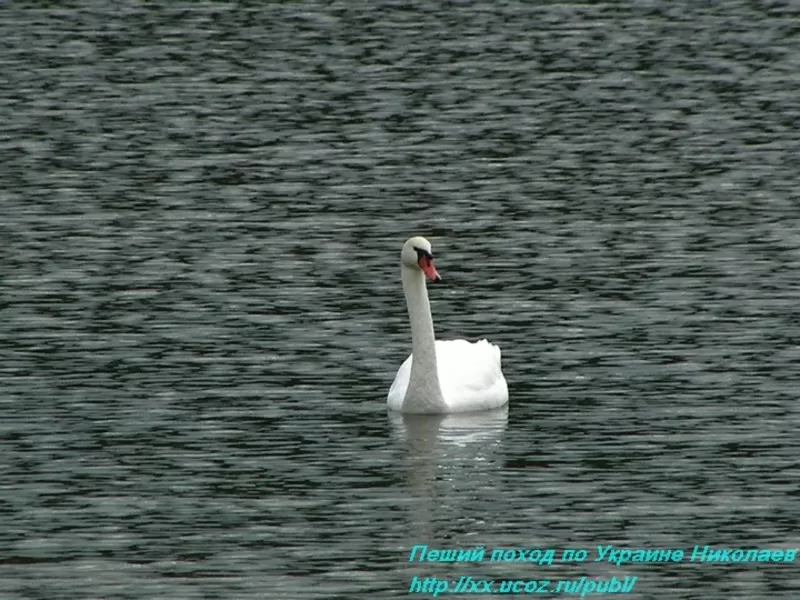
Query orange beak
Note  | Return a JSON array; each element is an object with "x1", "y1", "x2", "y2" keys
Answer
[{"x1": 418, "y1": 256, "x2": 441, "y2": 281}]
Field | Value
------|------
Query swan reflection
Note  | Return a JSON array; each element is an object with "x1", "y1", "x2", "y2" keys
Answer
[
  {"x1": 389, "y1": 406, "x2": 508, "y2": 538},
  {"x1": 389, "y1": 405, "x2": 509, "y2": 451}
]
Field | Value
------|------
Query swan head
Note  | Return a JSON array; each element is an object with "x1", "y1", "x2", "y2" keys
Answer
[{"x1": 402, "y1": 236, "x2": 441, "y2": 281}]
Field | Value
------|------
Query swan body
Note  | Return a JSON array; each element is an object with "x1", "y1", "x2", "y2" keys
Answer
[
  {"x1": 387, "y1": 236, "x2": 509, "y2": 414},
  {"x1": 388, "y1": 339, "x2": 509, "y2": 412}
]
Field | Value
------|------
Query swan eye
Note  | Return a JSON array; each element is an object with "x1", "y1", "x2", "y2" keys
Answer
[{"x1": 413, "y1": 246, "x2": 433, "y2": 261}]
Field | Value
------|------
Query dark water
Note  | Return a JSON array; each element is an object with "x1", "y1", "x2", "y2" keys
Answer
[{"x1": 2, "y1": 2, "x2": 799, "y2": 599}]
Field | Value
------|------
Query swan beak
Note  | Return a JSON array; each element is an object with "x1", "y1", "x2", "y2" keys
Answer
[{"x1": 419, "y1": 257, "x2": 441, "y2": 282}]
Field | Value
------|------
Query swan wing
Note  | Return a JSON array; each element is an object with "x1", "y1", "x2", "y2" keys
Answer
[
  {"x1": 387, "y1": 354, "x2": 413, "y2": 411},
  {"x1": 435, "y1": 339, "x2": 508, "y2": 412}
]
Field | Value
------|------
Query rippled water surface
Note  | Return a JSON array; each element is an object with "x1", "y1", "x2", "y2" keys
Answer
[{"x1": 2, "y1": 2, "x2": 799, "y2": 599}]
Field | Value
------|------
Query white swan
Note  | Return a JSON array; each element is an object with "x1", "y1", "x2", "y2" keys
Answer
[{"x1": 387, "y1": 236, "x2": 509, "y2": 414}]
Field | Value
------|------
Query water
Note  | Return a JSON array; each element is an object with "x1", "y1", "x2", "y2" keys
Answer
[{"x1": 2, "y1": 2, "x2": 799, "y2": 599}]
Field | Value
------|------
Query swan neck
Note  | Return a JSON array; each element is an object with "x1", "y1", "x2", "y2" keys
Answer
[
  {"x1": 403, "y1": 267, "x2": 437, "y2": 360},
  {"x1": 401, "y1": 266, "x2": 444, "y2": 410}
]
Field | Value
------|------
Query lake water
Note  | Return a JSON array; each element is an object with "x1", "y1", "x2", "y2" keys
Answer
[{"x1": 1, "y1": 2, "x2": 799, "y2": 599}]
